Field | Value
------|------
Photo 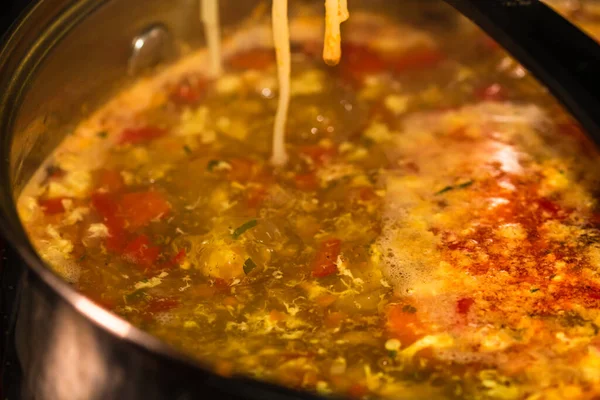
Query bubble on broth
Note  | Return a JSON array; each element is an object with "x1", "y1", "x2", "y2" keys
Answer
[{"x1": 154, "y1": 312, "x2": 177, "y2": 326}]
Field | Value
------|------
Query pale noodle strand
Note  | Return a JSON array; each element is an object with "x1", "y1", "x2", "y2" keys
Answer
[
  {"x1": 270, "y1": 0, "x2": 291, "y2": 166},
  {"x1": 323, "y1": 0, "x2": 348, "y2": 66},
  {"x1": 201, "y1": 0, "x2": 223, "y2": 77},
  {"x1": 339, "y1": 0, "x2": 349, "y2": 22}
]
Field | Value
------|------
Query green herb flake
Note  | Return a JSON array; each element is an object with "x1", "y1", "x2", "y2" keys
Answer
[
  {"x1": 232, "y1": 219, "x2": 258, "y2": 239},
  {"x1": 530, "y1": 288, "x2": 540, "y2": 293},
  {"x1": 243, "y1": 258, "x2": 258, "y2": 275},
  {"x1": 97, "y1": 131, "x2": 108, "y2": 139},
  {"x1": 388, "y1": 350, "x2": 397, "y2": 359},
  {"x1": 77, "y1": 254, "x2": 87, "y2": 262},
  {"x1": 183, "y1": 145, "x2": 193, "y2": 155},
  {"x1": 435, "y1": 180, "x2": 474, "y2": 195},
  {"x1": 435, "y1": 186, "x2": 454, "y2": 195},
  {"x1": 402, "y1": 305, "x2": 417, "y2": 314},
  {"x1": 207, "y1": 159, "x2": 221, "y2": 171},
  {"x1": 124, "y1": 289, "x2": 146, "y2": 304}
]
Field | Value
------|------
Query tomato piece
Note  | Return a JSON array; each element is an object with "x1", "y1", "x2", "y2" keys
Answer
[
  {"x1": 98, "y1": 169, "x2": 125, "y2": 193},
  {"x1": 537, "y1": 198, "x2": 566, "y2": 220},
  {"x1": 456, "y1": 297, "x2": 475, "y2": 314},
  {"x1": 339, "y1": 43, "x2": 387, "y2": 82},
  {"x1": 386, "y1": 304, "x2": 425, "y2": 346},
  {"x1": 227, "y1": 158, "x2": 257, "y2": 183},
  {"x1": 39, "y1": 197, "x2": 68, "y2": 215},
  {"x1": 301, "y1": 41, "x2": 322, "y2": 59},
  {"x1": 392, "y1": 47, "x2": 445, "y2": 73},
  {"x1": 348, "y1": 187, "x2": 378, "y2": 204},
  {"x1": 294, "y1": 173, "x2": 319, "y2": 191},
  {"x1": 348, "y1": 384, "x2": 369, "y2": 399},
  {"x1": 170, "y1": 78, "x2": 208, "y2": 105},
  {"x1": 228, "y1": 48, "x2": 276, "y2": 70},
  {"x1": 311, "y1": 239, "x2": 342, "y2": 278},
  {"x1": 119, "y1": 191, "x2": 171, "y2": 230},
  {"x1": 119, "y1": 126, "x2": 167, "y2": 145},
  {"x1": 91, "y1": 192, "x2": 127, "y2": 252},
  {"x1": 474, "y1": 83, "x2": 506, "y2": 102},
  {"x1": 91, "y1": 192, "x2": 119, "y2": 218},
  {"x1": 166, "y1": 249, "x2": 186, "y2": 268},
  {"x1": 246, "y1": 185, "x2": 268, "y2": 209},
  {"x1": 122, "y1": 235, "x2": 161, "y2": 267},
  {"x1": 299, "y1": 145, "x2": 337, "y2": 166},
  {"x1": 146, "y1": 297, "x2": 179, "y2": 313}
]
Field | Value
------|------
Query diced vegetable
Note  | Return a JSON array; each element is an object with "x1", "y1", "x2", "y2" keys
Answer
[
  {"x1": 232, "y1": 219, "x2": 258, "y2": 240},
  {"x1": 386, "y1": 304, "x2": 426, "y2": 346},
  {"x1": 456, "y1": 298, "x2": 475, "y2": 314},
  {"x1": 122, "y1": 235, "x2": 161, "y2": 267},
  {"x1": 91, "y1": 192, "x2": 127, "y2": 252},
  {"x1": 226, "y1": 158, "x2": 257, "y2": 183},
  {"x1": 294, "y1": 173, "x2": 319, "y2": 191},
  {"x1": 339, "y1": 44, "x2": 387, "y2": 82},
  {"x1": 392, "y1": 47, "x2": 445, "y2": 72},
  {"x1": 170, "y1": 78, "x2": 208, "y2": 105},
  {"x1": 39, "y1": 197, "x2": 68, "y2": 215},
  {"x1": 119, "y1": 126, "x2": 167, "y2": 145},
  {"x1": 119, "y1": 191, "x2": 171, "y2": 229},
  {"x1": 311, "y1": 239, "x2": 342, "y2": 278},
  {"x1": 98, "y1": 169, "x2": 125, "y2": 193},
  {"x1": 299, "y1": 146, "x2": 337, "y2": 166},
  {"x1": 243, "y1": 257, "x2": 257, "y2": 275}
]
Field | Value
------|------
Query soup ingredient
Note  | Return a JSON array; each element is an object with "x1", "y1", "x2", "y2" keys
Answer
[
  {"x1": 201, "y1": 0, "x2": 223, "y2": 77},
  {"x1": 271, "y1": 0, "x2": 292, "y2": 166}
]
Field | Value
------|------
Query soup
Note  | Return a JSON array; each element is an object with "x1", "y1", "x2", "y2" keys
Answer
[{"x1": 16, "y1": 4, "x2": 600, "y2": 400}]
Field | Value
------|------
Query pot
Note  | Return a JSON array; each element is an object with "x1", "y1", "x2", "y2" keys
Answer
[{"x1": 0, "y1": 1, "x2": 598, "y2": 399}]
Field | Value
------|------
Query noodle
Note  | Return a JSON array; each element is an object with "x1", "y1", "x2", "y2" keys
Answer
[
  {"x1": 323, "y1": 0, "x2": 348, "y2": 66},
  {"x1": 201, "y1": 0, "x2": 223, "y2": 77},
  {"x1": 270, "y1": 0, "x2": 291, "y2": 166},
  {"x1": 339, "y1": 0, "x2": 349, "y2": 22}
]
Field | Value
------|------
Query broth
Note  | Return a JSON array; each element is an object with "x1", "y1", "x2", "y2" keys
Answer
[{"x1": 17, "y1": 7, "x2": 600, "y2": 400}]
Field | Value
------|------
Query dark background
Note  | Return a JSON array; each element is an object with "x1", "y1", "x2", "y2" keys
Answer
[
  {"x1": 1, "y1": 0, "x2": 34, "y2": 37},
  {"x1": 0, "y1": 3, "x2": 34, "y2": 399}
]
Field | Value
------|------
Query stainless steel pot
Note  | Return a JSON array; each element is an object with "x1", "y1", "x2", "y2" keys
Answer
[{"x1": 1, "y1": 0, "x2": 599, "y2": 399}]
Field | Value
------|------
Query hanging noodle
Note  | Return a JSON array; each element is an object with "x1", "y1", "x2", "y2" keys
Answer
[
  {"x1": 200, "y1": 0, "x2": 349, "y2": 165},
  {"x1": 323, "y1": 0, "x2": 348, "y2": 66},
  {"x1": 270, "y1": 0, "x2": 291, "y2": 166},
  {"x1": 201, "y1": 0, "x2": 223, "y2": 77}
]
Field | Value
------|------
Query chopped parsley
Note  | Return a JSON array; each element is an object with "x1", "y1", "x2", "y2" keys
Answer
[
  {"x1": 530, "y1": 288, "x2": 540, "y2": 293},
  {"x1": 435, "y1": 180, "x2": 474, "y2": 195},
  {"x1": 243, "y1": 258, "x2": 258, "y2": 275},
  {"x1": 97, "y1": 131, "x2": 108, "y2": 139},
  {"x1": 183, "y1": 145, "x2": 192, "y2": 155},
  {"x1": 232, "y1": 219, "x2": 258, "y2": 239}
]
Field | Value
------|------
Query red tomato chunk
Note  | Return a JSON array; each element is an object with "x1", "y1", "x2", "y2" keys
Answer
[{"x1": 311, "y1": 239, "x2": 342, "y2": 278}]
